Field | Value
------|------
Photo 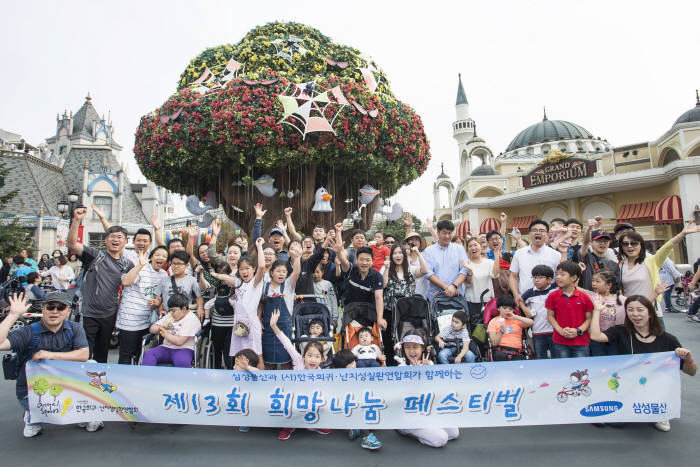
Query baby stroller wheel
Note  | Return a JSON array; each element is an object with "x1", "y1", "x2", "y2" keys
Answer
[
  {"x1": 556, "y1": 392, "x2": 568, "y2": 403},
  {"x1": 11, "y1": 317, "x2": 29, "y2": 331},
  {"x1": 109, "y1": 329, "x2": 120, "y2": 349}
]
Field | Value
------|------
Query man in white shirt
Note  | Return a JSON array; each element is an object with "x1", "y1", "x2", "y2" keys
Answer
[{"x1": 509, "y1": 219, "x2": 563, "y2": 304}]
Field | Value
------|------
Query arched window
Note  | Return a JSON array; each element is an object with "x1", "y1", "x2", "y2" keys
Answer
[{"x1": 438, "y1": 186, "x2": 451, "y2": 208}]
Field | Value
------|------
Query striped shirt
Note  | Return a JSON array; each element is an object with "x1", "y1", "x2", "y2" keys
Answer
[{"x1": 117, "y1": 264, "x2": 167, "y2": 331}]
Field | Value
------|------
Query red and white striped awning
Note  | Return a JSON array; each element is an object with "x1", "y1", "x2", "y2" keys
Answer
[
  {"x1": 655, "y1": 195, "x2": 683, "y2": 224},
  {"x1": 617, "y1": 201, "x2": 657, "y2": 222},
  {"x1": 479, "y1": 217, "x2": 501, "y2": 234},
  {"x1": 510, "y1": 216, "x2": 537, "y2": 231},
  {"x1": 455, "y1": 220, "x2": 471, "y2": 238}
]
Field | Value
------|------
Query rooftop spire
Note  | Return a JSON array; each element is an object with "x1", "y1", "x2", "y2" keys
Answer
[
  {"x1": 543, "y1": 106, "x2": 548, "y2": 121},
  {"x1": 696, "y1": 89, "x2": 699, "y2": 107},
  {"x1": 440, "y1": 162, "x2": 445, "y2": 174},
  {"x1": 473, "y1": 123, "x2": 478, "y2": 137},
  {"x1": 456, "y1": 73, "x2": 468, "y2": 106},
  {"x1": 85, "y1": 92, "x2": 92, "y2": 103}
]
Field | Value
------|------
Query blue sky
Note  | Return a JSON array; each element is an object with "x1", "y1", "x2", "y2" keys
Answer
[{"x1": 2, "y1": 0, "x2": 698, "y2": 219}]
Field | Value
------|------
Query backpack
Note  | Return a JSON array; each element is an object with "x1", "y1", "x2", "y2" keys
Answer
[
  {"x1": 2, "y1": 322, "x2": 74, "y2": 380},
  {"x1": 213, "y1": 283, "x2": 234, "y2": 316}
]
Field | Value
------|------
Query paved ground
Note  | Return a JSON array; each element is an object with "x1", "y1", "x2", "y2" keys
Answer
[{"x1": 1, "y1": 311, "x2": 699, "y2": 467}]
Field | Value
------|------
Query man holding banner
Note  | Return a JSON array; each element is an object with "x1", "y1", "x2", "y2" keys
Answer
[{"x1": 0, "y1": 292, "x2": 96, "y2": 437}]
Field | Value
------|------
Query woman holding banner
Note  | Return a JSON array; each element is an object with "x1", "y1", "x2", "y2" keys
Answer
[{"x1": 589, "y1": 294, "x2": 696, "y2": 432}]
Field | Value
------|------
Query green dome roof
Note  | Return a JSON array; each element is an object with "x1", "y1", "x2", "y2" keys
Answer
[
  {"x1": 506, "y1": 115, "x2": 593, "y2": 152},
  {"x1": 674, "y1": 91, "x2": 700, "y2": 125},
  {"x1": 471, "y1": 164, "x2": 497, "y2": 176}
]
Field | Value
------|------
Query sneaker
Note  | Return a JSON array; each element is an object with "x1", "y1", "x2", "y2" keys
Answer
[
  {"x1": 23, "y1": 411, "x2": 42, "y2": 438},
  {"x1": 85, "y1": 421, "x2": 104, "y2": 432},
  {"x1": 308, "y1": 428, "x2": 331, "y2": 435},
  {"x1": 348, "y1": 428, "x2": 362, "y2": 440},
  {"x1": 653, "y1": 420, "x2": 671, "y2": 432},
  {"x1": 238, "y1": 426, "x2": 250, "y2": 433},
  {"x1": 277, "y1": 427, "x2": 295, "y2": 440},
  {"x1": 361, "y1": 432, "x2": 382, "y2": 450},
  {"x1": 686, "y1": 315, "x2": 700, "y2": 322}
]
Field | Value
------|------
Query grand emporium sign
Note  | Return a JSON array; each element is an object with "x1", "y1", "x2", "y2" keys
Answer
[{"x1": 522, "y1": 151, "x2": 597, "y2": 188}]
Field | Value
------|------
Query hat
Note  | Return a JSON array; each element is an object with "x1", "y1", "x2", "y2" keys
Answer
[
  {"x1": 268, "y1": 227, "x2": 285, "y2": 237},
  {"x1": 613, "y1": 223, "x2": 634, "y2": 234},
  {"x1": 400, "y1": 334, "x2": 425, "y2": 346},
  {"x1": 403, "y1": 232, "x2": 426, "y2": 251},
  {"x1": 43, "y1": 291, "x2": 72, "y2": 306},
  {"x1": 591, "y1": 229, "x2": 612, "y2": 241}
]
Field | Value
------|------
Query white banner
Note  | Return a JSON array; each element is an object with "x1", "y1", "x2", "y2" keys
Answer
[{"x1": 26, "y1": 352, "x2": 680, "y2": 428}]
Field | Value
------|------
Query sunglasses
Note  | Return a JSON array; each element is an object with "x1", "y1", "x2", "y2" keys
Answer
[
  {"x1": 621, "y1": 241, "x2": 640, "y2": 247},
  {"x1": 45, "y1": 303, "x2": 68, "y2": 311}
]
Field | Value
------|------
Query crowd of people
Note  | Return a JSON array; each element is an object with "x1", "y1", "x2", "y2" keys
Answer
[{"x1": 1, "y1": 203, "x2": 698, "y2": 446}]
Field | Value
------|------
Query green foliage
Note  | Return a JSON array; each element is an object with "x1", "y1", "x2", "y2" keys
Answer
[
  {"x1": 33, "y1": 377, "x2": 50, "y2": 400},
  {"x1": 0, "y1": 161, "x2": 33, "y2": 259}
]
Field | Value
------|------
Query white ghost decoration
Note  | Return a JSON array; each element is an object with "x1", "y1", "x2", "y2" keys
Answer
[
  {"x1": 252, "y1": 174, "x2": 278, "y2": 197},
  {"x1": 385, "y1": 203, "x2": 403, "y2": 222},
  {"x1": 359, "y1": 185, "x2": 380, "y2": 205},
  {"x1": 312, "y1": 187, "x2": 333, "y2": 212}
]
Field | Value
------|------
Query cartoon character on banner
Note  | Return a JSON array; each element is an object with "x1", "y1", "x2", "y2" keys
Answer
[
  {"x1": 185, "y1": 191, "x2": 217, "y2": 227},
  {"x1": 556, "y1": 369, "x2": 591, "y2": 402},
  {"x1": 312, "y1": 187, "x2": 333, "y2": 212}
]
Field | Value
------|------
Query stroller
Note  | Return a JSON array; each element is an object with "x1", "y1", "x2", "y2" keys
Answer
[
  {"x1": 429, "y1": 292, "x2": 482, "y2": 362},
  {"x1": 341, "y1": 302, "x2": 384, "y2": 365},
  {"x1": 291, "y1": 299, "x2": 336, "y2": 368},
  {"x1": 392, "y1": 295, "x2": 435, "y2": 362},
  {"x1": 482, "y1": 297, "x2": 532, "y2": 361}
]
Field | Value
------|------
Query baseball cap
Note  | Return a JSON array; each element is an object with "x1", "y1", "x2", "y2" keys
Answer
[
  {"x1": 43, "y1": 291, "x2": 73, "y2": 306},
  {"x1": 613, "y1": 223, "x2": 634, "y2": 234},
  {"x1": 401, "y1": 334, "x2": 425, "y2": 346},
  {"x1": 591, "y1": 230, "x2": 612, "y2": 241},
  {"x1": 268, "y1": 227, "x2": 285, "y2": 237}
]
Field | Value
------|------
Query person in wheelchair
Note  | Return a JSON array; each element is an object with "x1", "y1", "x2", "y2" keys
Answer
[
  {"x1": 487, "y1": 295, "x2": 533, "y2": 361},
  {"x1": 435, "y1": 311, "x2": 475, "y2": 364},
  {"x1": 142, "y1": 293, "x2": 201, "y2": 367}
]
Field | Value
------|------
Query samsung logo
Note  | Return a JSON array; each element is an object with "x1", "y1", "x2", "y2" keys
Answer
[{"x1": 580, "y1": 401, "x2": 623, "y2": 417}]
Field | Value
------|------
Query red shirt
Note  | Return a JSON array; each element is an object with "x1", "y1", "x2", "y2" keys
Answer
[
  {"x1": 545, "y1": 288, "x2": 594, "y2": 346},
  {"x1": 371, "y1": 244, "x2": 390, "y2": 271}
]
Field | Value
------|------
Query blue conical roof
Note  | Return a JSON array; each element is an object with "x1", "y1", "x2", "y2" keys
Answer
[{"x1": 456, "y1": 74, "x2": 468, "y2": 106}]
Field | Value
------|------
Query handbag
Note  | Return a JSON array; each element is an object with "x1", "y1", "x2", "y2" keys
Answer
[{"x1": 233, "y1": 321, "x2": 249, "y2": 337}]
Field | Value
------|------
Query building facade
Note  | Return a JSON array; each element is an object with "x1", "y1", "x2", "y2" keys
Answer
[
  {"x1": 434, "y1": 82, "x2": 700, "y2": 264},
  {"x1": 0, "y1": 93, "x2": 175, "y2": 254}
]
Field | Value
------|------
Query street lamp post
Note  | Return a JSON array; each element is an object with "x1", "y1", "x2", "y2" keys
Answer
[{"x1": 57, "y1": 189, "x2": 82, "y2": 219}]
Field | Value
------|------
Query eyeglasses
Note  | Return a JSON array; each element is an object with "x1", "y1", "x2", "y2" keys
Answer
[
  {"x1": 45, "y1": 303, "x2": 68, "y2": 311},
  {"x1": 621, "y1": 241, "x2": 640, "y2": 247},
  {"x1": 530, "y1": 229, "x2": 548, "y2": 234}
]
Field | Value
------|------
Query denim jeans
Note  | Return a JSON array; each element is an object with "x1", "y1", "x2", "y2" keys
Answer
[
  {"x1": 438, "y1": 347, "x2": 476, "y2": 364},
  {"x1": 533, "y1": 333, "x2": 554, "y2": 359},
  {"x1": 663, "y1": 287, "x2": 673, "y2": 311},
  {"x1": 589, "y1": 340, "x2": 616, "y2": 357},
  {"x1": 687, "y1": 294, "x2": 700, "y2": 317},
  {"x1": 552, "y1": 343, "x2": 590, "y2": 359}
]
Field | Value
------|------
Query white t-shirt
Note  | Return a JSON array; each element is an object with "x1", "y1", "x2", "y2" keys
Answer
[
  {"x1": 510, "y1": 245, "x2": 561, "y2": 294},
  {"x1": 156, "y1": 311, "x2": 202, "y2": 351},
  {"x1": 266, "y1": 279, "x2": 295, "y2": 316},
  {"x1": 117, "y1": 264, "x2": 167, "y2": 331},
  {"x1": 464, "y1": 259, "x2": 496, "y2": 303},
  {"x1": 409, "y1": 257, "x2": 429, "y2": 299},
  {"x1": 46, "y1": 265, "x2": 75, "y2": 290}
]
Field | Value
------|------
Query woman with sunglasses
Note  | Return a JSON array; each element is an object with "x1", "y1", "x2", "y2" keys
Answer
[{"x1": 618, "y1": 222, "x2": 700, "y2": 326}]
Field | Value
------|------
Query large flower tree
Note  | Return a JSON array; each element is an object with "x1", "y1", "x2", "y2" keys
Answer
[{"x1": 134, "y1": 22, "x2": 430, "y2": 234}]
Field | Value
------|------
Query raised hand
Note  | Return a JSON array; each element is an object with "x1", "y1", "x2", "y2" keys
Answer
[
  {"x1": 254, "y1": 203, "x2": 267, "y2": 219},
  {"x1": 269, "y1": 309, "x2": 281, "y2": 329},
  {"x1": 510, "y1": 228, "x2": 521, "y2": 240},
  {"x1": 276, "y1": 219, "x2": 288, "y2": 232},
  {"x1": 289, "y1": 242, "x2": 302, "y2": 258},
  {"x1": 500, "y1": 212, "x2": 507, "y2": 223},
  {"x1": 592, "y1": 293, "x2": 604, "y2": 310},
  {"x1": 186, "y1": 224, "x2": 198, "y2": 238},
  {"x1": 403, "y1": 212, "x2": 413, "y2": 228},
  {"x1": 211, "y1": 218, "x2": 221, "y2": 236},
  {"x1": 91, "y1": 204, "x2": 104, "y2": 219},
  {"x1": 654, "y1": 281, "x2": 670, "y2": 296},
  {"x1": 255, "y1": 237, "x2": 264, "y2": 248},
  {"x1": 284, "y1": 207, "x2": 293, "y2": 217},
  {"x1": 8, "y1": 293, "x2": 31, "y2": 316},
  {"x1": 682, "y1": 221, "x2": 700, "y2": 236},
  {"x1": 424, "y1": 217, "x2": 433, "y2": 229},
  {"x1": 587, "y1": 218, "x2": 597, "y2": 229},
  {"x1": 73, "y1": 207, "x2": 87, "y2": 221},
  {"x1": 138, "y1": 250, "x2": 149, "y2": 267},
  {"x1": 150, "y1": 214, "x2": 162, "y2": 231}
]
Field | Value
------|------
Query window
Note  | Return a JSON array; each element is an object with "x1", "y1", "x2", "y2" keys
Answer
[
  {"x1": 92, "y1": 196, "x2": 113, "y2": 220},
  {"x1": 89, "y1": 233, "x2": 107, "y2": 249}
]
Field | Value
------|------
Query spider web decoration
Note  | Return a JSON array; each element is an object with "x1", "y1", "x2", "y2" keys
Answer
[
  {"x1": 189, "y1": 57, "x2": 246, "y2": 94},
  {"x1": 277, "y1": 81, "x2": 349, "y2": 140},
  {"x1": 357, "y1": 52, "x2": 387, "y2": 94},
  {"x1": 271, "y1": 36, "x2": 308, "y2": 64}
]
